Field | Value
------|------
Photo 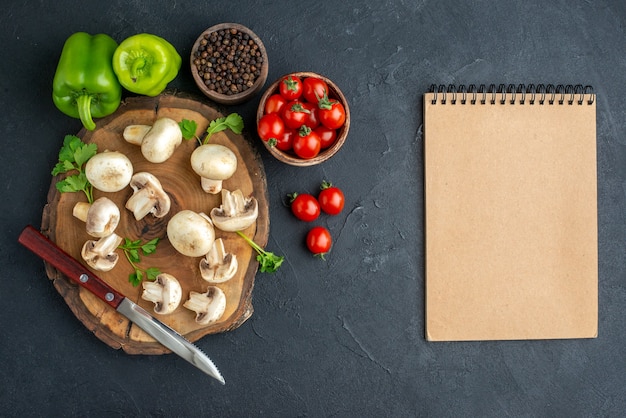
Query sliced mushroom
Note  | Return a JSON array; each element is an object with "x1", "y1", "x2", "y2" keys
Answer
[
  {"x1": 210, "y1": 189, "x2": 258, "y2": 232},
  {"x1": 72, "y1": 197, "x2": 120, "y2": 238},
  {"x1": 125, "y1": 172, "x2": 171, "y2": 221},
  {"x1": 183, "y1": 286, "x2": 226, "y2": 325},
  {"x1": 85, "y1": 150, "x2": 133, "y2": 192},
  {"x1": 80, "y1": 233, "x2": 123, "y2": 272},
  {"x1": 199, "y1": 238, "x2": 238, "y2": 283},
  {"x1": 190, "y1": 144, "x2": 237, "y2": 194},
  {"x1": 167, "y1": 210, "x2": 215, "y2": 257},
  {"x1": 141, "y1": 273, "x2": 182, "y2": 315},
  {"x1": 124, "y1": 117, "x2": 183, "y2": 163}
]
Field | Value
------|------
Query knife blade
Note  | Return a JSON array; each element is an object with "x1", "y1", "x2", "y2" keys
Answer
[{"x1": 18, "y1": 225, "x2": 225, "y2": 385}]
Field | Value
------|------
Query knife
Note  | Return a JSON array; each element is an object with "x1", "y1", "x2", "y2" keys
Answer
[{"x1": 18, "y1": 225, "x2": 225, "y2": 385}]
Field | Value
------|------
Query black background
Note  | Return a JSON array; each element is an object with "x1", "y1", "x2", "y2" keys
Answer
[{"x1": 2, "y1": 1, "x2": 625, "y2": 416}]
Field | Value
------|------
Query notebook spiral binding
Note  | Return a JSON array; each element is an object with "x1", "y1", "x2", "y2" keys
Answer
[{"x1": 429, "y1": 84, "x2": 595, "y2": 106}]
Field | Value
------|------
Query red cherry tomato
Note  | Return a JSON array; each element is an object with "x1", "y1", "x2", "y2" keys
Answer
[
  {"x1": 306, "y1": 226, "x2": 332, "y2": 257},
  {"x1": 282, "y1": 101, "x2": 311, "y2": 130},
  {"x1": 293, "y1": 126, "x2": 321, "y2": 159},
  {"x1": 318, "y1": 181, "x2": 345, "y2": 215},
  {"x1": 314, "y1": 126, "x2": 337, "y2": 149},
  {"x1": 279, "y1": 75, "x2": 303, "y2": 101},
  {"x1": 264, "y1": 94, "x2": 287, "y2": 115},
  {"x1": 302, "y1": 77, "x2": 329, "y2": 103},
  {"x1": 257, "y1": 113, "x2": 285, "y2": 143},
  {"x1": 302, "y1": 102, "x2": 320, "y2": 129},
  {"x1": 318, "y1": 100, "x2": 346, "y2": 130},
  {"x1": 289, "y1": 193, "x2": 320, "y2": 222},
  {"x1": 275, "y1": 128, "x2": 296, "y2": 151}
]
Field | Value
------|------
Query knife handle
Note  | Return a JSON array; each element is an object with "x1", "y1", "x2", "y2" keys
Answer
[{"x1": 18, "y1": 225, "x2": 125, "y2": 309}]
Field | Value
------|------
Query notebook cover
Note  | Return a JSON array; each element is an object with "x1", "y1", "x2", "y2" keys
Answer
[{"x1": 423, "y1": 87, "x2": 598, "y2": 341}]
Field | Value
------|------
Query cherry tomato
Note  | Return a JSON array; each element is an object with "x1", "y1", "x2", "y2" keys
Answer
[
  {"x1": 264, "y1": 94, "x2": 287, "y2": 115},
  {"x1": 314, "y1": 126, "x2": 337, "y2": 149},
  {"x1": 279, "y1": 75, "x2": 303, "y2": 101},
  {"x1": 275, "y1": 128, "x2": 296, "y2": 151},
  {"x1": 282, "y1": 101, "x2": 311, "y2": 130},
  {"x1": 306, "y1": 226, "x2": 332, "y2": 257},
  {"x1": 302, "y1": 77, "x2": 329, "y2": 103},
  {"x1": 318, "y1": 181, "x2": 345, "y2": 215},
  {"x1": 289, "y1": 193, "x2": 320, "y2": 222},
  {"x1": 257, "y1": 113, "x2": 285, "y2": 143},
  {"x1": 302, "y1": 102, "x2": 320, "y2": 129},
  {"x1": 293, "y1": 126, "x2": 321, "y2": 159},
  {"x1": 318, "y1": 100, "x2": 346, "y2": 129}
]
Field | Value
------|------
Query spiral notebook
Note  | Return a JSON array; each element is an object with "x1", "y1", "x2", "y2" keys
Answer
[{"x1": 424, "y1": 84, "x2": 598, "y2": 341}]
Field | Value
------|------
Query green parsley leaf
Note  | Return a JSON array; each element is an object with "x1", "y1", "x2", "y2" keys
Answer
[
  {"x1": 118, "y1": 237, "x2": 162, "y2": 286},
  {"x1": 204, "y1": 113, "x2": 244, "y2": 144},
  {"x1": 52, "y1": 135, "x2": 97, "y2": 203},
  {"x1": 236, "y1": 231, "x2": 284, "y2": 273},
  {"x1": 179, "y1": 119, "x2": 198, "y2": 141}
]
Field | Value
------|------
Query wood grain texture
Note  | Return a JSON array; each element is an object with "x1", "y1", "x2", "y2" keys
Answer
[{"x1": 41, "y1": 92, "x2": 269, "y2": 354}]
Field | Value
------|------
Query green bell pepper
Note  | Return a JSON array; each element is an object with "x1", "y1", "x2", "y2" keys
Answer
[
  {"x1": 112, "y1": 33, "x2": 182, "y2": 97},
  {"x1": 52, "y1": 32, "x2": 122, "y2": 131}
]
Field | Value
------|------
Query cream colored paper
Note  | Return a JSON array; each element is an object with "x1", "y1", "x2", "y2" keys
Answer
[{"x1": 423, "y1": 89, "x2": 597, "y2": 341}]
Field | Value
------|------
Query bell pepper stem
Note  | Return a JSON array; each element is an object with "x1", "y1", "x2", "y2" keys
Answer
[
  {"x1": 76, "y1": 94, "x2": 96, "y2": 131},
  {"x1": 130, "y1": 57, "x2": 147, "y2": 83}
]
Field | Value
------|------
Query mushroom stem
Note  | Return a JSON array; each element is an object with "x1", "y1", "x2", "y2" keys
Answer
[
  {"x1": 123, "y1": 124, "x2": 152, "y2": 145},
  {"x1": 72, "y1": 202, "x2": 90, "y2": 222},
  {"x1": 200, "y1": 177, "x2": 224, "y2": 194}
]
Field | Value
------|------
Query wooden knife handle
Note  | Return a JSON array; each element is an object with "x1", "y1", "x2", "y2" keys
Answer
[{"x1": 18, "y1": 225, "x2": 125, "y2": 309}]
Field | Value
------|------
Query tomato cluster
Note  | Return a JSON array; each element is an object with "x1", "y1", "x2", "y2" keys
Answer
[
  {"x1": 257, "y1": 74, "x2": 346, "y2": 159},
  {"x1": 289, "y1": 181, "x2": 345, "y2": 258}
]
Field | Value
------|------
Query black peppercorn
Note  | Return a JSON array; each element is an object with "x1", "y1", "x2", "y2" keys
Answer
[{"x1": 194, "y1": 27, "x2": 263, "y2": 96}]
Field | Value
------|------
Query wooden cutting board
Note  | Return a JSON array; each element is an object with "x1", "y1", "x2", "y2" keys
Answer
[{"x1": 40, "y1": 93, "x2": 269, "y2": 355}]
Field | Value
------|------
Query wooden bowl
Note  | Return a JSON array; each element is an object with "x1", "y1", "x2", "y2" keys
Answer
[
  {"x1": 190, "y1": 23, "x2": 269, "y2": 105},
  {"x1": 256, "y1": 72, "x2": 350, "y2": 166}
]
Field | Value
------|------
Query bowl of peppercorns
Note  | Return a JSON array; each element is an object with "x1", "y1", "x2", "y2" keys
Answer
[{"x1": 190, "y1": 23, "x2": 268, "y2": 105}]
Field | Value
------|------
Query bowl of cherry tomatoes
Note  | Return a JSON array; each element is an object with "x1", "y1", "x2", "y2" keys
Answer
[{"x1": 256, "y1": 72, "x2": 350, "y2": 166}]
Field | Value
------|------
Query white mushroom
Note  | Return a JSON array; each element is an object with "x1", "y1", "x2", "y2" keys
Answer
[
  {"x1": 166, "y1": 210, "x2": 215, "y2": 257},
  {"x1": 80, "y1": 233, "x2": 123, "y2": 272},
  {"x1": 183, "y1": 286, "x2": 227, "y2": 325},
  {"x1": 72, "y1": 197, "x2": 120, "y2": 237},
  {"x1": 210, "y1": 189, "x2": 258, "y2": 232},
  {"x1": 123, "y1": 117, "x2": 183, "y2": 163},
  {"x1": 125, "y1": 172, "x2": 171, "y2": 221},
  {"x1": 141, "y1": 273, "x2": 182, "y2": 315},
  {"x1": 190, "y1": 144, "x2": 237, "y2": 194},
  {"x1": 199, "y1": 238, "x2": 238, "y2": 283},
  {"x1": 85, "y1": 150, "x2": 133, "y2": 192}
]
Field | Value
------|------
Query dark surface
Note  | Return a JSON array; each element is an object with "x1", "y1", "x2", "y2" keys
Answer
[{"x1": 1, "y1": 1, "x2": 625, "y2": 416}]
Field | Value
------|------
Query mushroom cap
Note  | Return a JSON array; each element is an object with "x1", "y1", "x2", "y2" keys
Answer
[
  {"x1": 183, "y1": 287, "x2": 227, "y2": 325},
  {"x1": 210, "y1": 189, "x2": 259, "y2": 232},
  {"x1": 141, "y1": 273, "x2": 182, "y2": 315},
  {"x1": 190, "y1": 144, "x2": 237, "y2": 181},
  {"x1": 73, "y1": 197, "x2": 120, "y2": 238},
  {"x1": 167, "y1": 210, "x2": 215, "y2": 257},
  {"x1": 140, "y1": 118, "x2": 183, "y2": 163},
  {"x1": 125, "y1": 172, "x2": 171, "y2": 220},
  {"x1": 85, "y1": 150, "x2": 134, "y2": 192}
]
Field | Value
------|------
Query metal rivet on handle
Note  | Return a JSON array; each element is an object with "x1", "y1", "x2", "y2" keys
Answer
[
  {"x1": 79, "y1": 274, "x2": 88, "y2": 283},
  {"x1": 105, "y1": 293, "x2": 114, "y2": 302}
]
